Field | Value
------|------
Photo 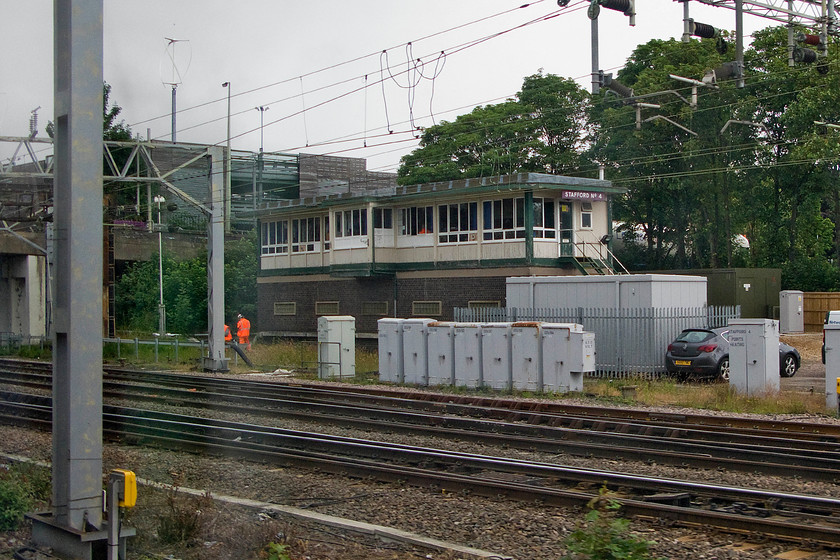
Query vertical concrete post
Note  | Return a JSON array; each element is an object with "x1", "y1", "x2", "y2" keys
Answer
[
  {"x1": 203, "y1": 146, "x2": 228, "y2": 371},
  {"x1": 50, "y1": 0, "x2": 104, "y2": 533}
]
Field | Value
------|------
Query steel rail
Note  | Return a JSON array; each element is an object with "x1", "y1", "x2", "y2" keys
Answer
[
  {"x1": 3, "y1": 370, "x2": 840, "y2": 481},
  {"x1": 1, "y1": 357, "x2": 833, "y2": 440},
  {"x1": 3, "y1": 395, "x2": 840, "y2": 546},
  {"x1": 6, "y1": 369, "x2": 840, "y2": 463},
  {"x1": 98, "y1": 366, "x2": 840, "y2": 439}
]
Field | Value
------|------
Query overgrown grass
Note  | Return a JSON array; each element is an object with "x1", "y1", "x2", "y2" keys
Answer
[
  {"x1": 584, "y1": 378, "x2": 828, "y2": 415},
  {"x1": 237, "y1": 339, "x2": 380, "y2": 376},
  {"x1": 156, "y1": 487, "x2": 215, "y2": 546}
]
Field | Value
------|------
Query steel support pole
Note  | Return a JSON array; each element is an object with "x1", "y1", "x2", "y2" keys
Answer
[
  {"x1": 171, "y1": 86, "x2": 177, "y2": 143},
  {"x1": 591, "y1": 16, "x2": 600, "y2": 94},
  {"x1": 158, "y1": 228, "x2": 166, "y2": 334},
  {"x1": 736, "y1": 0, "x2": 745, "y2": 87},
  {"x1": 203, "y1": 146, "x2": 228, "y2": 371},
  {"x1": 50, "y1": 0, "x2": 104, "y2": 533},
  {"x1": 788, "y1": 0, "x2": 795, "y2": 67},
  {"x1": 224, "y1": 83, "x2": 231, "y2": 234}
]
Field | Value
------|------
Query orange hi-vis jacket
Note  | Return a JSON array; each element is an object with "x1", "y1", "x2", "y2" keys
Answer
[{"x1": 237, "y1": 317, "x2": 251, "y2": 342}]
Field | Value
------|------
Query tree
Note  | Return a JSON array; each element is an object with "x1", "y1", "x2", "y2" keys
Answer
[
  {"x1": 397, "y1": 72, "x2": 590, "y2": 185},
  {"x1": 736, "y1": 26, "x2": 840, "y2": 288},
  {"x1": 588, "y1": 37, "x2": 735, "y2": 270},
  {"x1": 115, "y1": 232, "x2": 258, "y2": 335}
]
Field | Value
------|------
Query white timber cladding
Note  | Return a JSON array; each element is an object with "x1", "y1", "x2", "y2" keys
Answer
[{"x1": 259, "y1": 187, "x2": 614, "y2": 270}]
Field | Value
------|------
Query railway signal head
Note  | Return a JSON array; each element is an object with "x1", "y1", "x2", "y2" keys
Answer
[
  {"x1": 598, "y1": 71, "x2": 634, "y2": 99},
  {"x1": 587, "y1": 0, "x2": 635, "y2": 25},
  {"x1": 689, "y1": 19, "x2": 728, "y2": 55},
  {"x1": 792, "y1": 31, "x2": 828, "y2": 71}
]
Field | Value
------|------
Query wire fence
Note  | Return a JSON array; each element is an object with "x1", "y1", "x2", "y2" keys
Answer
[
  {"x1": 453, "y1": 305, "x2": 741, "y2": 378},
  {"x1": 0, "y1": 334, "x2": 216, "y2": 364}
]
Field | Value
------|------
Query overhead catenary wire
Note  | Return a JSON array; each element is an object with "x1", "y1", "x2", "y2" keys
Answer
[
  {"x1": 129, "y1": 1, "x2": 555, "y2": 132},
  {"x1": 22, "y1": 56, "x2": 838, "y2": 204},
  {"x1": 199, "y1": 6, "x2": 574, "y2": 149},
  {"x1": 6, "y1": 12, "x2": 836, "y2": 197},
  {"x1": 1, "y1": 2, "x2": 569, "y2": 167}
]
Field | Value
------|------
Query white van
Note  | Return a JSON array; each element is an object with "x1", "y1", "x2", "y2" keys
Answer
[{"x1": 823, "y1": 311, "x2": 840, "y2": 363}]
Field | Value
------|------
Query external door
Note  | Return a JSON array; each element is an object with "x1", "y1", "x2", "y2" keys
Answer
[{"x1": 558, "y1": 202, "x2": 573, "y2": 256}]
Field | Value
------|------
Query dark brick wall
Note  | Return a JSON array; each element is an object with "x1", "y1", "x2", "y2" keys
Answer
[
  {"x1": 258, "y1": 274, "x2": 508, "y2": 335},
  {"x1": 259, "y1": 276, "x2": 395, "y2": 334},
  {"x1": 395, "y1": 277, "x2": 506, "y2": 320}
]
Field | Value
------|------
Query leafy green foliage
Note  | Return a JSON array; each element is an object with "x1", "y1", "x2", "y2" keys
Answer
[
  {"x1": 563, "y1": 487, "x2": 659, "y2": 560},
  {"x1": 115, "y1": 232, "x2": 258, "y2": 335},
  {"x1": 261, "y1": 542, "x2": 292, "y2": 560},
  {"x1": 398, "y1": 71, "x2": 590, "y2": 185},
  {"x1": 0, "y1": 476, "x2": 29, "y2": 531},
  {"x1": 224, "y1": 232, "x2": 259, "y2": 321},
  {"x1": 586, "y1": 28, "x2": 840, "y2": 288},
  {"x1": 0, "y1": 462, "x2": 51, "y2": 531}
]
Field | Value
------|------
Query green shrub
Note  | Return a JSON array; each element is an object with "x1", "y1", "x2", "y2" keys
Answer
[
  {"x1": 563, "y1": 487, "x2": 659, "y2": 560},
  {"x1": 262, "y1": 541, "x2": 291, "y2": 560},
  {"x1": 10, "y1": 462, "x2": 51, "y2": 503},
  {"x1": 0, "y1": 472, "x2": 32, "y2": 530}
]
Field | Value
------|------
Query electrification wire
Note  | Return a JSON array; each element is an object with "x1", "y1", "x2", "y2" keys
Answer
[
  {"x1": 300, "y1": 77, "x2": 309, "y2": 147},
  {"x1": 360, "y1": 58, "x2": 838, "y2": 175},
  {"x1": 217, "y1": 6, "x2": 573, "y2": 148},
  {"x1": 10, "y1": 60, "x2": 832, "y2": 194},
  {"x1": 256, "y1": 34, "x2": 800, "y2": 167},
  {"x1": 145, "y1": 3, "x2": 574, "y2": 146},
  {"x1": 9, "y1": 34, "x2": 837, "y2": 198},
  {"x1": 129, "y1": 1, "x2": 552, "y2": 130}
]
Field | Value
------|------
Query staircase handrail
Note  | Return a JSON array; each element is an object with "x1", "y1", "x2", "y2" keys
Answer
[{"x1": 574, "y1": 240, "x2": 630, "y2": 275}]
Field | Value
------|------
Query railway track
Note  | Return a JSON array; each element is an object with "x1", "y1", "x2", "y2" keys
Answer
[
  {"x1": 2, "y1": 390, "x2": 840, "y2": 546},
  {"x1": 2, "y1": 364, "x2": 840, "y2": 481},
  {"x1": 4, "y1": 359, "x2": 840, "y2": 546}
]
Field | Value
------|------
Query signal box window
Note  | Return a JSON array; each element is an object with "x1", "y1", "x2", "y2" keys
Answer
[{"x1": 400, "y1": 206, "x2": 434, "y2": 235}]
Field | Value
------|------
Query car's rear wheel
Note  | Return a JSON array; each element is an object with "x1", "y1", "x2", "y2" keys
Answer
[
  {"x1": 717, "y1": 357, "x2": 730, "y2": 382},
  {"x1": 781, "y1": 354, "x2": 798, "y2": 377}
]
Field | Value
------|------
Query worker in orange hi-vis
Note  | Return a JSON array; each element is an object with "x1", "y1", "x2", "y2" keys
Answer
[
  {"x1": 224, "y1": 324, "x2": 233, "y2": 343},
  {"x1": 236, "y1": 313, "x2": 251, "y2": 350}
]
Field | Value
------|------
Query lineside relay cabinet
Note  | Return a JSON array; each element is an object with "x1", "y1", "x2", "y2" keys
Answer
[
  {"x1": 379, "y1": 319, "x2": 594, "y2": 392},
  {"x1": 727, "y1": 319, "x2": 779, "y2": 395},
  {"x1": 317, "y1": 315, "x2": 356, "y2": 379}
]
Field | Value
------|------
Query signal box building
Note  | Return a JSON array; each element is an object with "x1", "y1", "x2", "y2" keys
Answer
[{"x1": 255, "y1": 172, "x2": 625, "y2": 335}]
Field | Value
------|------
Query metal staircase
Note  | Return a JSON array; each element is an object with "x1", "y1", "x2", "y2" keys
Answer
[{"x1": 573, "y1": 241, "x2": 630, "y2": 275}]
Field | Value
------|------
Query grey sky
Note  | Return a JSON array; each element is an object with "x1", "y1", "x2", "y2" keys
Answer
[{"x1": 1, "y1": 1, "x2": 765, "y2": 172}]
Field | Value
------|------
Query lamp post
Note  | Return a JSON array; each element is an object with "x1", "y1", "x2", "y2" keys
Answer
[
  {"x1": 255, "y1": 105, "x2": 269, "y2": 153},
  {"x1": 222, "y1": 82, "x2": 232, "y2": 233},
  {"x1": 154, "y1": 194, "x2": 166, "y2": 335}
]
